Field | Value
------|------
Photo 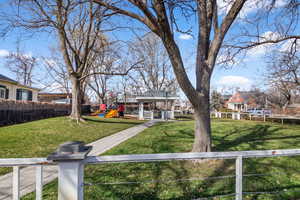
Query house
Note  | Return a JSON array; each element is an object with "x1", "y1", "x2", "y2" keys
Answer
[
  {"x1": 0, "y1": 74, "x2": 40, "y2": 102},
  {"x1": 226, "y1": 91, "x2": 266, "y2": 112}
]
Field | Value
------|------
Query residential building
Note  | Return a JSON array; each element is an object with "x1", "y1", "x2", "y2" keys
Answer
[
  {"x1": 226, "y1": 91, "x2": 266, "y2": 112},
  {"x1": 0, "y1": 74, "x2": 40, "y2": 101}
]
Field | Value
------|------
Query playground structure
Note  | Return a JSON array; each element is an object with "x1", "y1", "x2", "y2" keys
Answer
[
  {"x1": 104, "y1": 109, "x2": 118, "y2": 118},
  {"x1": 90, "y1": 104, "x2": 123, "y2": 118}
]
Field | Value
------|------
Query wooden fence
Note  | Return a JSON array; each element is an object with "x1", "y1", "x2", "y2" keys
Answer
[{"x1": 0, "y1": 100, "x2": 72, "y2": 126}]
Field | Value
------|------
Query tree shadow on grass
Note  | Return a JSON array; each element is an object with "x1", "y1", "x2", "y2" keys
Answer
[
  {"x1": 27, "y1": 122, "x2": 300, "y2": 200},
  {"x1": 213, "y1": 124, "x2": 300, "y2": 151},
  {"x1": 82, "y1": 122, "x2": 300, "y2": 199}
]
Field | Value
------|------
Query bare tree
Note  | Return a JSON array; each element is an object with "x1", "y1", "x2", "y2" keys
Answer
[
  {"x1": 93, "y1": 0, "x2": 249, "y2": 152},
  {"x1": 87, "y1": 48, "x2": 114, "y2": 104},
  {"x1": 3, "y1": 0, "x2": 139, "y2": 121},
  {"x1": 94, "y1": 0, "x2": 298, "y2": 151},
  {"x1": 221, "y1": 0, "x2": 300, "y2": 64},
  {"x1": 266, "y1": 49, "x2": 300, "y2": 109},
  {"x1": 210, "y1": 90, "x2": 223, "y2": 111},
  {"x1": 5, "y1": 45, "x2": 37, "y2": 86},
  {"x1": 42, "y1": 47, "x2": 71, "y2": 94},
  {"x1": 266, "y1": 87, "x2": 289, "y2": 111},
  {"x1": 129, "y1": 33, "x2": 177, "y2": 93}
]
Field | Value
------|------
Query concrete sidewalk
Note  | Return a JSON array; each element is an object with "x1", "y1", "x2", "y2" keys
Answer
[{"x1": 0, "y1": 120, "x2": 158, "y2": 199}]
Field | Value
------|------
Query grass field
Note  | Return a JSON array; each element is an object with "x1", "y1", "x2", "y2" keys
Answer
[
  {"x1": 0, "y1": 116, "x2": 142, "y2": 175},
  {"x1": 23, "y1": 119, "x2": 300, "y2": 199}
]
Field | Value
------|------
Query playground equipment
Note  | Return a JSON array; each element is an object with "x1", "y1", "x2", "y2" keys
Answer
[{"x1": 105, "y1": 109, "x2": 118, "y2": 118}]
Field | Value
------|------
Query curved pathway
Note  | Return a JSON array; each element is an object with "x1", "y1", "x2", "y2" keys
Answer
[{"x1": 0, "y1": 120, "x2": 159, "y2": 199}]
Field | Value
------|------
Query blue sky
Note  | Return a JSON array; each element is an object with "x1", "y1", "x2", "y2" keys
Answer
[{"x1": 0, "y1": 0, "x2": 291, "y2": 94}]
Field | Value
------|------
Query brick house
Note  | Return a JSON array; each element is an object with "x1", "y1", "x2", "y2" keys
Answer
[{"x1": 226, "y1": 91, "x2": 266, "y2": 112}]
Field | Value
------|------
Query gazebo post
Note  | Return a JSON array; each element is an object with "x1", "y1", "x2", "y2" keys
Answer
[
  {"x1": 139, "y1": 102, "x2": 144, "y2": 120},
  {"x1": 171, "y1": 101, "x2": 175, "y2": 119}
]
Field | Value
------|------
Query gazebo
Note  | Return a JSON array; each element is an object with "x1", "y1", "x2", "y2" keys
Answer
[{"x1": 135, "y1": 90, "x2": 179, "y2": 120}]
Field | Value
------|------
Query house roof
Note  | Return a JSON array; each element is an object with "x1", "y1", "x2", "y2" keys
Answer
[
  {"x1": 0, "y1": 74, "x2": 40, "y2": 91},
  {"x1": 227, "y1": 91, "x2": 267, "y2": 105},
  {"x1": 137, "y1": 90, "x2": 178, "y2": 98},
  {"x1": 0, "y1": 74, "x2": 18, "y2": 84},
  {"x1": 227, "y1": 91, "x2": 256, "y2": 104}
]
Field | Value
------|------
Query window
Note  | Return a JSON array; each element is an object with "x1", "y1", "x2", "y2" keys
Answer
[
  {"x1": 16, "y1": 89, "x2": 33, "y2": 101},
  {"x1": 0, "y1": 88, "x2": 5, "y2": 99}
]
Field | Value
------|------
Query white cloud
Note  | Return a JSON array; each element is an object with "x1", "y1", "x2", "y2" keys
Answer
[
  {"x1": 247, "y1": 31, "x2": 281, "y2": 57},
  {"x1": 217, "y1": 0, "x2": 259, "y2": 16},
  {"x1": 0, "y1": 49, "x2": 9, "y2": 57},
  {"x1": 217, "y1": 75, "x2": 252, "y2": 91},
  {"x1": 280, "y1": 39, "x2": 300, "y2": 52},
  {"x1": 218, "y1": 0, "x2": 288, "y2": 17},
  {"x1": 179, "y1": 34, "x2": 192, "y2": 40}
]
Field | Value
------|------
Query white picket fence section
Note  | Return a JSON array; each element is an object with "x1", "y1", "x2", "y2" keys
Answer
[
  {"x1": 211, "y1": 111, "x2": 300, "y2": 124},
  {"x1": 1, "y1": 149, "x2": 300, "y2": 200}
]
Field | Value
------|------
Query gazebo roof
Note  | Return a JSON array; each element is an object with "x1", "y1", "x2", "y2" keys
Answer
[{"x1": 135, "y1": 90, "x2": 179, "y2": 102}]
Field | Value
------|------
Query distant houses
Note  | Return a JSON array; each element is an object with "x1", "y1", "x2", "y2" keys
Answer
[
  {"x1": 225, "y1": 91, "x2": 266, "y2": 112},
  {"x1": 0, "y1": 74, "x2": 40, "y2": 102}
]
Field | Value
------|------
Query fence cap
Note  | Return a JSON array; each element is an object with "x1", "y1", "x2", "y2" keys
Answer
[{"x1": 47, "y1": 141, "x2": 92, "y2": 161}]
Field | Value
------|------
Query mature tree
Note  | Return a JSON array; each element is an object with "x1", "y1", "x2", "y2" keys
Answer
[
  {"x1": 5, "y1": 45, "x2": 37, "y2": 86},
  {"x1": 266, "y1": 49, "x2": 300, "y2": 108},
  {"x1": 129, "y1": 33, "x2": 177, "y2": 93},
  {"x1": 94, "y1": 0, "x2": 300, "y2": 151},
  {"x1": 3, "y1": 0, "x2": 139, "y2": 121},
  {"x1": 265, "y1": 87, "x2": 289, "y2": 110},
  {"x1": 93, "y1": 0, "x2": 250, "y2": 152}
]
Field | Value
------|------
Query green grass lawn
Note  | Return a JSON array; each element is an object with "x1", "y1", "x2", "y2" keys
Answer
[
  {"x1": 23, "y1": 119, "x2": 300, "y2": 200},
  {"x1": 0, "y1": 116, "x2": 142, "y2": 175}
]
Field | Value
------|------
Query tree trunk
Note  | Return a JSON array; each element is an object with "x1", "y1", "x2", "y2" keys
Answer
[
  {"x1": 70, "y1": 75, "x2": 82, "y2": 121},
  {"x1": 162, "y1": 37, "x2": 212, "y2": 152},
  {"x1": 192, "y1": 94, "x2": 212, "y2": 152}
]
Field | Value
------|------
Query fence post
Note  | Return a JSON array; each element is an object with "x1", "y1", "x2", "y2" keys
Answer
[
  {"x1": 237, "y1": 112, "x2": 241, "y2": 120},
  {"x1": 35, "y1": 165, "x2": 43, "y2": 200},
  {"x1": 47, "y1": 141, "x2": 92, "y2": 200},
  {"x1": 13, "y1": 166, "x2": 20, "y2": 200},
  {"x1": 236, "y1": 156, "x2": 243, "y2": 200},
  {"x1": 150, "y1": 111, "x2": 154, "y2": 120}
]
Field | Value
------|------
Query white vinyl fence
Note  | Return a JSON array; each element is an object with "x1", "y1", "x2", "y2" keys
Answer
[
  {"x1": 1, "y1": 145, "x2": 300, "y2": 200},
  {"x1": 211, "y1": 111, "x2": 300, "y2": 124}
]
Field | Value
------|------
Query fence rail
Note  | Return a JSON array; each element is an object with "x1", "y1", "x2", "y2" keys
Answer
[
  {"x1": 211, "y1": 111, "x2": 300, "y2": 124},
  {"x1": 84, "y1": 149, "x2": 300, "y2": 164},
  {"x1": 1, "y1": 148, "x2": 300, "y2": 200}
]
